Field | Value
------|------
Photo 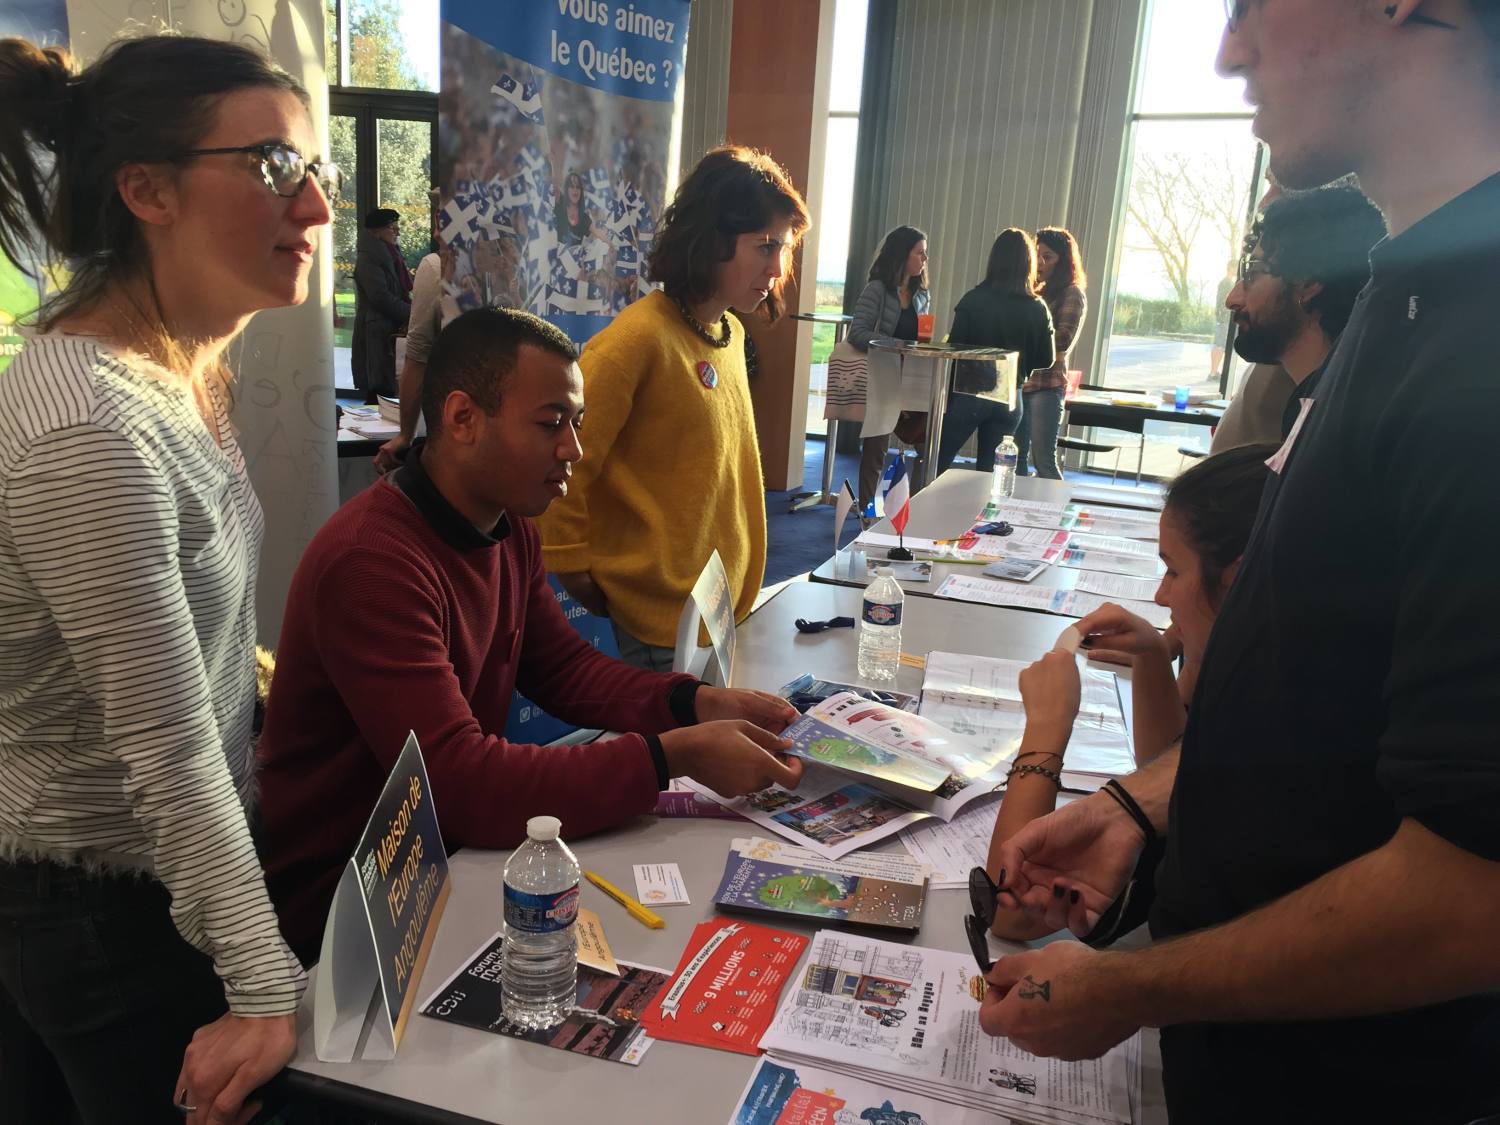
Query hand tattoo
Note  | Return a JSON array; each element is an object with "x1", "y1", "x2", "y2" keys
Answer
[{"x1": 1017, "y1": 974, "x2": 1051, "y2": 1002}]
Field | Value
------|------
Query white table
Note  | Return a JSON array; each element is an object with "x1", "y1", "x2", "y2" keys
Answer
[{"x1": 280, "y1": 582, "x2": 1165, "y2": 1123}]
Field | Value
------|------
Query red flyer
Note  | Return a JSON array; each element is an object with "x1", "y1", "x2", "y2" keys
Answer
[{"x1": 638, "y1": 919, "x2": 808, "y2": 1055}]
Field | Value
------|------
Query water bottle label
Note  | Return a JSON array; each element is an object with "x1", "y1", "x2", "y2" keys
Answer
[
  {"x1": 862, "y1": 598, "x2": 902, "y2": 627},
  {"x1": 503, "y1": 883, "x2": 580, "y2": 933}
]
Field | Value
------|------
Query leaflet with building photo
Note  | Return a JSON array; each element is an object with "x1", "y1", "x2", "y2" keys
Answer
[{"x1": 758, "y1": 931, "x2": 1138, "y2": 1124}]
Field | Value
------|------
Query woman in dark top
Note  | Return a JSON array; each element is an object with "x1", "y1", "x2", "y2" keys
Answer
[
  {"x1": 554, "y1": 170, "x2": 591, "y2": 245},
  {"x1": 936, "y1": 228, "x2": 1054, "y2": 475}
]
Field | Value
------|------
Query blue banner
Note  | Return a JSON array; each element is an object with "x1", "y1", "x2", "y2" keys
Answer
[
  {"x1": 438, "y1": 0, "x2": 688, "y2": 347},
  {"x1": 445, "y1": 0, "x2": 688, "y2": 104}
]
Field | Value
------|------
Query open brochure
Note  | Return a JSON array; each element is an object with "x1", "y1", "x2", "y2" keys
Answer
[
  {"x1": 713, "y1": 836, "x2": 928, "y2": 932},
  {"x1": 919, "y1": 652, "x2": 1136, "y2": 786},
  {"x1": 758, "y1": 930, "x2": 1140, "y2": 1124},
  {"x1": 782, "y1": 693, "x2": 1000, "y2": 795},
  {"x1": 687, "y1": 697, "x2": 1016, "y2": 859}
]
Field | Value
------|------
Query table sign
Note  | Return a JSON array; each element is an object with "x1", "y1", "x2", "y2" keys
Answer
[
  {"x1": 314, "y1": 732, "x2": 451, "y2": 1062},
  {"x1": 673, "y1": 548, "x2": 735, "y2": 686}
]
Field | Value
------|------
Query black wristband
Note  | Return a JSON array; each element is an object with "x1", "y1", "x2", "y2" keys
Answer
[
  {"x1": 668, "y1": 679, "x2": 706, "y2": 726},
  {"x1": 1102, "y1": 779, "x2": 1158, "y2": 847},
  {"x1": 643, "y1": 734, "x2": 670, "y2": 790}
]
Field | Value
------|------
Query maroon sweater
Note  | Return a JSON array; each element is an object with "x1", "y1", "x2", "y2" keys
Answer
[{"x1": 258, "y1": 451, "x2": 696, "y2": 959}]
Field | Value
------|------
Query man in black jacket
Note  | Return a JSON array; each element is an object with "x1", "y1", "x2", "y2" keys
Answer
[{"x1": 352, "y1": 207, "x2": 411, "y2": 402}]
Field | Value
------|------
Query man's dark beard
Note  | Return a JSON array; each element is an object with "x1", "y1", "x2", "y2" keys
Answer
[{"x1": 1231, "y1": 287, "x2": 1302, "y2": 364}]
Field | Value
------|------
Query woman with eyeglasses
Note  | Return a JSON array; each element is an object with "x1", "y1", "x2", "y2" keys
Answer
[
  {"x1": 0, "y1": 34, "x2": 334, "y2": 1123},
  {"x1": 976, "y1": 445, "x2": 1272, "y2": 943}
]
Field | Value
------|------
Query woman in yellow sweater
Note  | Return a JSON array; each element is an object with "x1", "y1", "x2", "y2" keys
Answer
[{"x1": 538, "y1": 147, "x2": 810, "y2": 670}]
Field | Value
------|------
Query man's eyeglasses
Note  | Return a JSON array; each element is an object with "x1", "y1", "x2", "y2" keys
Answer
[
  {"x1": 177, "y1": 142, "x2": 343, "y2": 202},
  {"x1": 965, "y1": 866, "x2": 1001, "y2": 974},
  {"x1": 1237, "y1": 253, "x2": 1273, "y2": 284},
  {"x1": 1223, "y1": 0, "x2": 1456, "y2": 33}
]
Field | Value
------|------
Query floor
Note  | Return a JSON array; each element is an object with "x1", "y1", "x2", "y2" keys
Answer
[{"x1": 761, "y1": 437, "x2": 1168, "y2": 586}]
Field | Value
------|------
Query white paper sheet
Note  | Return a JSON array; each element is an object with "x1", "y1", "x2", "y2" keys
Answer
[
  {"x1": 935, "y1": 574, "x2": 1063, "y2": 612},
  {"x1": 1066, "y1": 532, "x2": 1159, "y2": 559},
  {"x1": 1058, "y1": 546, "x2": 1166, "y2": 579},
  {"x1": 759, "y1": 931, "x2": 1139, "y2": 1124},
  {"x1": 989, "y1": 498, "x2": 1070, "y2": 529},
  {"x1": 1073, "y1": 570, "x2": 1162, "y2": 603},
  {"x1": 1055, "y1": 591, "x2": 1171, "y2": 631},
  {"x1": 1069, "y1": 482, "x2": 1165, "y2": 510},
  {"x1": 898, "y1": 796, "x2": 1002, "y2": 887},
  {"x1": 727, "y1": 1054, "x2": 1018, "y2": 1125}
]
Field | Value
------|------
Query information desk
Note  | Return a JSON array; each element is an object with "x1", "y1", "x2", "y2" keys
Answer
[
  {"x1": 818, "y1": 471, "x2": 1082, "y2": 599},
  {"x1": 280, "y1": 582, "x2": 1164, "y2": 1123}
]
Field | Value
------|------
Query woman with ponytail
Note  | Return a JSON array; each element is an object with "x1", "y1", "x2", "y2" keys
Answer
[{"x1": 0, "y1": 34, "x2": 335, "y2": 1123}]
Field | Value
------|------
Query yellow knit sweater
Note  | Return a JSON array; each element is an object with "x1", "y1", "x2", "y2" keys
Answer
[{"x1": 537, "y1": 290, "x2": 767, "y2": 648}]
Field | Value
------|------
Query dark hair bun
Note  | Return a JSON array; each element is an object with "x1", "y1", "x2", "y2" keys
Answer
[{"x1": 0, "y1": 39, "x2": 76, "y2": 151}]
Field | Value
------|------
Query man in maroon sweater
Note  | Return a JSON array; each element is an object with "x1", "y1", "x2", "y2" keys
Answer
[{"x1": 258, "y1": 307, "x2": 802, "y2": 963}]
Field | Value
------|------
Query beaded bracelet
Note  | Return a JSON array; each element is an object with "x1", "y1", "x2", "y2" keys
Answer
[{"x1": 1007, "y1": 762, "x2": 1062, "y2": 787}]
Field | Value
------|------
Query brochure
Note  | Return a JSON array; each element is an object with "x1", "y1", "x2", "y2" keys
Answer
[
  {"x1": 638, "y1": 919, "x2": 808, "y2": 1056},
  {"x1": 418, "y1": 932, "x2": 670, "y2": 1066},
  {"x1": 728, "y1": 1055, "x2": 1011, "y2": 1125},
  {"x1": 712, "y1": 837, "x2": 928, "y2": 932},
  {"x1": 778, "y1": 673, "x2": 919, "y2": 715},
  {"x1": 919, "y1": 652, "x2": 1135, "y2": 784},
  {"x1": 758, "y1": 930, "x2": 1139, "y2": 1124}
]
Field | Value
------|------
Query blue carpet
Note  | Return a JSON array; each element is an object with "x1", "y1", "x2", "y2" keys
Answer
[{"x1": 761, "y1": 439, "x2": 1163, "y2": 586}]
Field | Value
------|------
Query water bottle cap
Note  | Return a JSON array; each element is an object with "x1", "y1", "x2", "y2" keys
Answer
[
  {"x1": 526, "y1": 815, "x2": 562, "y2": 841},
  {"x1": 876, "y1": 566, "x2": 894, "y2": 577}
]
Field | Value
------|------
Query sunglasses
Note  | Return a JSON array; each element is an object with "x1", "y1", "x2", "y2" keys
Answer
[
  {"x1": 965, "y1": 866, "x2": 1001, "y2": 974},
  {"x1": 1223, "y1": 0, "x2": 1457, "y2": 33},
  {"x1": 177, "y1": 142, "x2": 343, "y2": 202}
]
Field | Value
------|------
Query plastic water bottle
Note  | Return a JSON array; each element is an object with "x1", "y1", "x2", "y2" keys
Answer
[
  {"x1": 501, "y1": 816, "x2": 580, "y2": 1029},
  {"x1": 992, "y1": 436, "x2": 1019, "y2": 500},
  {"x1": 857, "y1": 566, "x2": 905, "y2": 683}
]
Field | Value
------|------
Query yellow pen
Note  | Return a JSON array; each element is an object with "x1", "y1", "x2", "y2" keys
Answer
[{"x1": 584, "y1": 869, "x2": 665, "y2": 929}]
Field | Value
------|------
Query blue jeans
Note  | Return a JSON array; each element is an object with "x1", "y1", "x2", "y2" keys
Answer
[
  {"x1": 937, "y1": 393, "x2": 1021, "y2": 476},
  {"x1": 0, "y1": 858, "x2": 227, "y2": 1124},
  {"x1": 612, "y1": 622, "x2": 676, "y2": 673},
  {"x1": 1016, "y1": 387, "x2": 1066, "y2": 479}
]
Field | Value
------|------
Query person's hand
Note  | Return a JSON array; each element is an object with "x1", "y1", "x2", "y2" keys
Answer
[
  {"x1": 1074, "y1": 603, "x2": 1167, "y2": 667},
  {"x1": 979, "y1": 943, "x2": 1138, "y2": 1061},
  {"x1": 558, "y1": 571, "x2": 608, "y2": 618},
  {"x1": 994, "y1": 792, "x2": 1147, "y2": 937},
  {"x1": 373, "y1": 434, "x2": 411, "y2": 475},
  {"x1": 693, "y1": 686, "x2": 797, "y2": 734},
  {"x1": 660, "y1": 720, "x2": 803, "y2": 797},
  {"x1": 175, "y1": 1011, "x2": 296, "y2": 1125},
  {"x1": 1019, "y1": 651, "x2": 1082, "y2": 740}
]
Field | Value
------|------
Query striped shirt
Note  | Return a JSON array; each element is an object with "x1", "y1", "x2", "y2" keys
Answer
[
  {"x1": 0, "y1": 334, "x2": 304, "y2": 1016},
  {"x1": 1027, "y1": 284, "x2": 1088, "y2": 393}
]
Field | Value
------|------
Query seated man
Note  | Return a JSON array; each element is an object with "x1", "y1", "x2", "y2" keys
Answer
[{"x1": 258, "y1": 307, "x2": 802, "y2": 963}]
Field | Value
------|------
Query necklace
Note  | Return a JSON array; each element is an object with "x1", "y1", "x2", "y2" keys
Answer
[{"x1": 675, "y1": 296, "x2": 733, "y2": 349}]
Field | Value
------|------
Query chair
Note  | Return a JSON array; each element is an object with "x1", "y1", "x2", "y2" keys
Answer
[
  {"x1": 1057, "y1": 378, "x2": 1150, "y2": 484},
  {"x1": 1177, "y1": 444, "x2": 1209, "y2": 472}
]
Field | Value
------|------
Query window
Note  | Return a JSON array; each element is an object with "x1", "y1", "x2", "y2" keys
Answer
[
  {"x1": 324, "y1": 0, "x2": 438, "y2": 92},
  {"x1": 1094, "y1": 0, "x2": 1263, "y2": 477},
  {"x1": 806, "y1": 0, "x2": 869, "y2": 435},
  {"x1": 325, "y1": 1, "x2": 439, "y2": 391}
]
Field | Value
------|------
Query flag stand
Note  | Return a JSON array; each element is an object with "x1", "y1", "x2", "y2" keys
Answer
[{"x1": 886, "y1": 542, "x2": 914, "y2": 561}]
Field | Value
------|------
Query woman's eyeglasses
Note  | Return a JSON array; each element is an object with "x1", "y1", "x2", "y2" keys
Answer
[
  {"x1": 177, "y1": 142, "x2": 343, "y2": 202},
  {"x1": 1223, "y1": 0, "x2": 1456, "y2": 34}
]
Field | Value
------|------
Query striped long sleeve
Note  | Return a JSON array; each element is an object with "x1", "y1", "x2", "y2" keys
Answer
[{"x1": 0, "y1": 336, "x2": 304, "y2": 1015}]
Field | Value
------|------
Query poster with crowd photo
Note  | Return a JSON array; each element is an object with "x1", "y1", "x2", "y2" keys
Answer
[
  {"x1": 0, "y1": 1, "x2": 69, "y2": 374},
  {"x1": 438, "y1": 0, "x2": 690, "y2": 345}
]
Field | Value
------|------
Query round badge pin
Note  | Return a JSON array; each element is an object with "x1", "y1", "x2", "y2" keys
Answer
[{"x1": 697, "y1": 361, "x2": 719, "y2": 390}]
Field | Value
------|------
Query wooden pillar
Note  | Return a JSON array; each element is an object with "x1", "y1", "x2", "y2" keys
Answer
[{"x1": 724, "y1": 0, "x2": 834, "y2": 490}]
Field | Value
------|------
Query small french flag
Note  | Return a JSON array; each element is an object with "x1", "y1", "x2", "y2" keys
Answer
[{"x1": 885, "y1": 458, "x2": 911, "y2": 536}]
